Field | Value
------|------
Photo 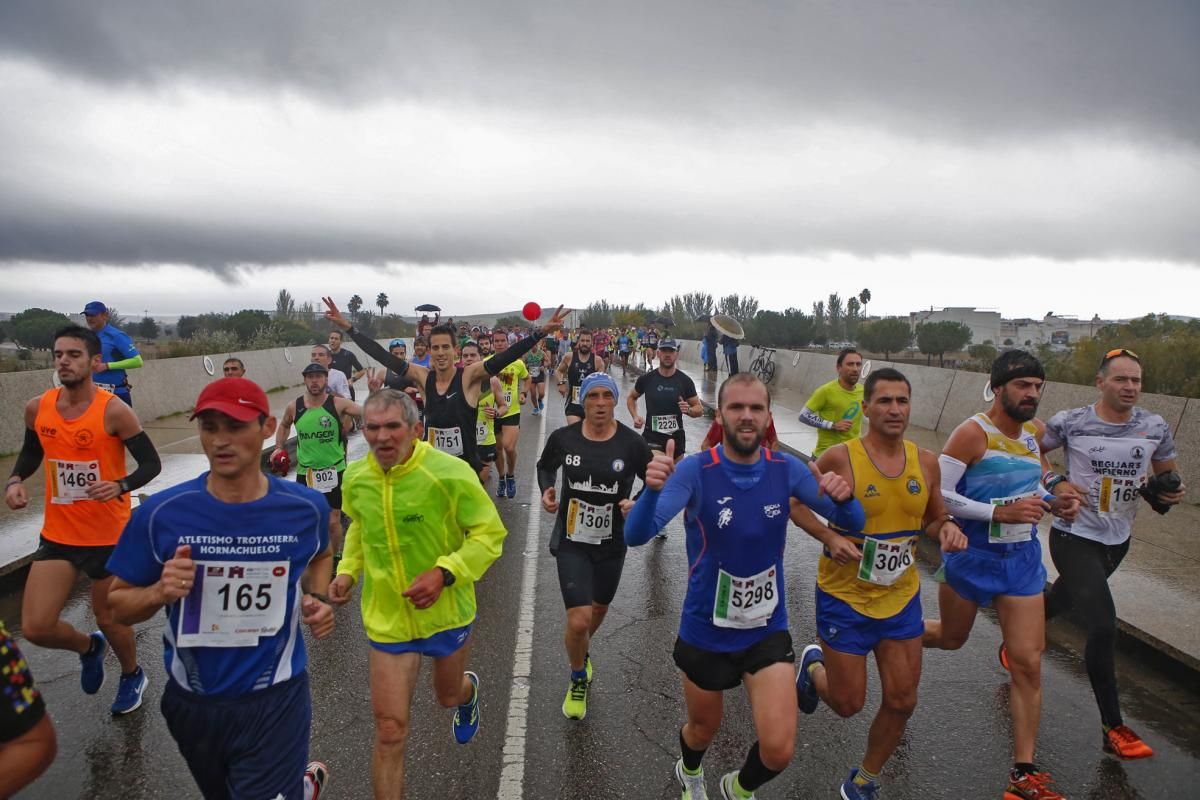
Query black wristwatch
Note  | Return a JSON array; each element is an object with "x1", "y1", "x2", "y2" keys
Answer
[
  {"x1": 117, "y1": 478, "x2": 131, "y2": 496},
  {"x1": 439, "y1": 567, "x2": 456, "y2": 587}
]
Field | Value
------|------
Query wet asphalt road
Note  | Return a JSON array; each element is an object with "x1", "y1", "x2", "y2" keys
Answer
[{"x1": 4, "y1": 368, "x2": 1198, "y2": 799}]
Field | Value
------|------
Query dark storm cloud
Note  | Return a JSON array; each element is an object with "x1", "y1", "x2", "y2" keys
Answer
[{"x1": 1, "y1": 0, "x2": 1198, "y2": 142}]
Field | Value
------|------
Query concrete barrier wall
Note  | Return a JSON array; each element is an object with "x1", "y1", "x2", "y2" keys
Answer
[
  {"x1": 675, "y1": 339, "x2": 1197, "y2": 502},
  {"x1": 0, "y1": 340, "x2": 387, "y2": 454}
]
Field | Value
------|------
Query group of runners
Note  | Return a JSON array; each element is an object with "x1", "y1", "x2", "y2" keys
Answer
[{"x1": 0, "y1": 300, "x2": 1186, "y2": 800}]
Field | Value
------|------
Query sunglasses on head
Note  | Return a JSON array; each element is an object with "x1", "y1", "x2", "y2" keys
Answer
[{"x1": 1101, "y1": 348, "x2": 1140, "y2": 364}]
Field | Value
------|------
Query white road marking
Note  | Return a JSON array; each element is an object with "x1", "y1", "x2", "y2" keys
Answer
[{"x1": 496, "y1": 409, "x2": 547, "y2": 800}]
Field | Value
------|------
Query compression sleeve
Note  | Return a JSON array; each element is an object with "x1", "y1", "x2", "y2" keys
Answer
[
  {"x1": 11, "y1": 427, "x2": 44, "y2": 480},
  {"x1": 120, "y1": 432, "x2": 162, "y2": 491},
  {"x1": 798, "y1": 408, "x2": 833, "y2": 430},
  {"x1": 348, "y1": 328, "x2": 407, "y2": 373},
  {"x1": 938, "y1": 454, "x2": 995, "y2": 521},
  {"x1": 484, "y1": 331, "x2": 546, "y2": 376},
  {"x1": 107, "y1": 355, "x2": 144, "y2": 371}
]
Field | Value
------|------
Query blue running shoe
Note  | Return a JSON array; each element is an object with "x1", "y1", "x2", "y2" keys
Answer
[
  {"x1": 453, "y1": 671, "x2": 480, "y2": 744},
  {"x1": 111, "y1": 666, "x2": 148, "y2": 714},
  {"x1": 840, "y1": 769, "x2": 880, "y2": 800},
  {"x1": 532, "y1": 405, "x2": 540, "y2": 416},
  {"x1": 796, "y1": 643, "x2": 823, "y2": 714},
  {"x1": 80, "y1": 631, "x2": 107, "y2": 695},
  {"x1": 505, "y1": 475, "x2": 517, "y2": 499},
  {"x1": 497, "y1": 477, "x2": 506, "y2": 499}
]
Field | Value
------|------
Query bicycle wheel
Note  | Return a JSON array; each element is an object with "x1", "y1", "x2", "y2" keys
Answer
[{"x1": 762, "y1": 360, "x2": 776, "y2": 384}]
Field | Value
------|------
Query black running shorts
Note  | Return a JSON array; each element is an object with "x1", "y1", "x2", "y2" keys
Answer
[{"x1": 672, "y1": 630, "x2": 796, "y2": 692}]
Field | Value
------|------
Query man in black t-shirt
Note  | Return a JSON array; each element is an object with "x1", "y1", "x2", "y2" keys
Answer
[
  {"x1": 327, "y1": 330, "x2": 366, "y2": 400},
  {"x1": 627, "y1": 338, "x2": 702, "y2": 462},
  {"x1": 537, "y1": 372, "x2": 651, "y2": 721}
]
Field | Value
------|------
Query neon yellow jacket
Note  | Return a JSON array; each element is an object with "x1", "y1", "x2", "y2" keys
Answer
[{"x1": 338, "y1": 440, "x2": 507, "y2": 643}]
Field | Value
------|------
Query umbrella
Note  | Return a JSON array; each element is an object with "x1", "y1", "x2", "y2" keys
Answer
[
  {"x1": 694, "y1": 314, "x2": 711, "y2": 323},
  {"x1": 651, "y1": 316, "x2": 674, "y2": 327},
  {"x1": 414, "y1": 303, "x2": 441, "y2": 313},
  {"x1": 711, "y1": 314, "x2": 745, "y2": 340}
]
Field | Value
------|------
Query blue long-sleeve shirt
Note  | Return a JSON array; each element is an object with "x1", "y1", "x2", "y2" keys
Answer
[{"x1": 625, "y1": 446, "x2": 865, "y2": 650}]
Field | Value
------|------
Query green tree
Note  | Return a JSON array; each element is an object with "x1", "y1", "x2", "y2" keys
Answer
[
  {"x1": 137, "y1": 316, "x2": 160, "y2": 339},
  {"x1": 375, "y1": 293, "x2": 389, "y2": 317},
  {"x1": 717, "y1": 293, "x2": 759, "y2": 322},
  {"x1": 857, "y1": 318, "x2": 913, "y2": 359},
  {"x1": 225, "y1": 310, "x2": 272, "y2": 344},
  {"x1": 858, "y1": 288, "x2": 871, "y2": 312},
  {"x1": 967, "y1": 342, "x2": 998, "y2": 369},
  {"x1": 8, "y1": 308, "x2": 74, "y2": 349},
  {"x1": 916, "y1": 321, "x2": 973, "y2": 366},
  {"x1": 347, "y1": 294, "x2": 364, "y2": 322},
  {"x1": 826, "y1": 293, "x2": 844, "y2": 342},
  {"x1": 494, "y1": 315, "x2": 528, "y2": 330},
  {"x1": 275, "y1": 289, "x2": 296, "y2": 320},
  {"x1": 811, "y1": 300, "x2": 827, "y2": 345},
  {"x1": 176, "y1": 315, "x2": 201, "y2": 339},
  {"x1": 580, "y1": 301, "x2": 614, "y2": 329},
  {"x1": 845, "y1": 296, "x2": 862, "y2": 341},
  {"x1": 105, "y1": 308, "x2": 127, "y2": 329},
  {"x1": 745, "y1": 309, "x2": 817, "y2": 348}
]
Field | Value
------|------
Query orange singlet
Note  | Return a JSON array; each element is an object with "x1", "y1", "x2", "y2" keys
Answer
[{"x1": 34, "y1": 388, "x2": 130, "y2": 547}]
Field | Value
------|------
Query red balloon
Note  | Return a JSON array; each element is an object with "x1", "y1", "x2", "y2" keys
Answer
[{"x1": 522, "y1": 302, "x2": 541, "y2": 321}]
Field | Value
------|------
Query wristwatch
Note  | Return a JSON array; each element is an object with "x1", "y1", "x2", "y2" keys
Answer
[
  {"x1": 117, "y1": 478, "x2": 131, "y2": 496},
  {"x1": 439, "y1": 567, "x2": 456, "y2": 587}
]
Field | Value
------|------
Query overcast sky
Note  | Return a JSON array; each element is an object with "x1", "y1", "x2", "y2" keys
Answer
[{"x1": 1, "y1": 1, "x2": 1197, "y2": 320}]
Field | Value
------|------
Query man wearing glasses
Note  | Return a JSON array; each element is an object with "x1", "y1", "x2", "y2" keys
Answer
[{"x1": 1026, "y1": 347, "x2": 1184, "y2": 761}]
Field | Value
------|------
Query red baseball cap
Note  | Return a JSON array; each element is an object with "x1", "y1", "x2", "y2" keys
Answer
[{"x1": 190, "y1": 377, "x2": 271, "y2": 421}]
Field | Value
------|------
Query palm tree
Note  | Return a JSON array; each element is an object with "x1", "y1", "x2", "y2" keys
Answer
[
  {"x1": 376, "y1": 293, "x2": 389, "y2": 318},
  {"x1": 858, "y1": 288, "x2": 871, "y2": 312},
  {"x1": 347, "y1": 294, "x2": 364, "y2": 322}
]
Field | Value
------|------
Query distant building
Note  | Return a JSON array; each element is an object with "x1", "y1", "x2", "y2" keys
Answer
[{"x1": 909, "y1": 307, "x2": 1002, "y2": 347}]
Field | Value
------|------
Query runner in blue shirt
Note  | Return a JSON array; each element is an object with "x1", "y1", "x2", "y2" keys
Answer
[
  {"x1": 82, "y1": 300, "x2": 143, "y2": 407},
  {"x1": 107, "y1": 377, "x2": 335, "y2": 800},
  {"x1": 625, "y1": 373, "x2": 864, "y2": 800}
]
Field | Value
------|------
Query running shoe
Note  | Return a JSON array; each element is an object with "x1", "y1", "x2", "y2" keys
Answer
[
  {"x1": 562, "y1": 676, "x2": 589, "y2": 720},
  {"x1": 999, "y1": 642, "x2": 1010, "y2": 671},
  {"x1": 655, "y1": 532, "x2": 668, "y2": 540},
  {"x1": 675, "y1": 758, "x2": 709, "y2": 800},
  {"x1": 452, "y1": 671, "x2": 481, "y2": 744},
  {"x1": 110, "y1": 666, "x2": 148, "y2": 714},
  {"x1": 585, "y1": 654, "x2": 593, "y2": 684},
  {"x1": 532, "y1": 406, "x2": 540, "y2": 416},
  {"x1": 80, "y1": 631, "x2": 107, "y2": 695},
  {"x1": 496, "y1": 478, "x2": 506, "y2": 499},
  {"x1": 839, "y1": 769, "x2": 880, "y2": 800},
  {"x1": 796, "y1": 643, "x2": 824, "y2": 714},
  {"x1": 1004, "y1": 768, "x2": 1064, "y2": 800},
  {"x1": 1103, "y1": 724, "x2": 1154, "y2": 760},
  {"x1": 305, "y1": 761, "x2": 330, "y2": 800},
  {"x1": 505, "y1": 475, "x2": 517, "y2": 499},
  {"x1": 718, "y1": 771, "x2": 754, "y2": 800}
]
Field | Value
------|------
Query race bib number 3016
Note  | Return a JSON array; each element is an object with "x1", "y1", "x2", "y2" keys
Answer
[
  {"x1": 713, "y1": 565, "x2": 778, "y2": 629},
  {"x1": 50, "y1": 459, "x2": 100, "y2": 504},
  {"x1": 178, "y1": 561, "x2": 290, "y2": 648},
  {"x1": 857, "y1": 537, "x2": 914, "y2": 586}
]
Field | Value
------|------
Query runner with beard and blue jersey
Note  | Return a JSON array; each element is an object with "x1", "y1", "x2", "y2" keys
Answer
[
  {"x1": 106, "y1": 378, "x2": 335, "y2": 800},
  {"x1": 625, "y1": 373, "x2": 864, "y2": 800}
]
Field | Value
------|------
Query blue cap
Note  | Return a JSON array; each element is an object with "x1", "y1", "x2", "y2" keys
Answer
[
  {"x1": 83, "y1": 301, "x2": 107, "y2": 316},
  {"x1": 388, "y1": 338, "x2": 405, "y2": 348},
  {"x1": 579, "y1": 372, "x2": 619, "y2": 403}
]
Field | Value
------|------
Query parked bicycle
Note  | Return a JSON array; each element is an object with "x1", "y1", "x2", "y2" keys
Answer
[{"x1": 748, "y1": 345, "x2": 777, "y2": 385}]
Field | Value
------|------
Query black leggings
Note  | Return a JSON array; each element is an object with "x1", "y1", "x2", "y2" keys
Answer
[{"x1": 1045, "y1": 527, "x2": 1131, "y2": 728}]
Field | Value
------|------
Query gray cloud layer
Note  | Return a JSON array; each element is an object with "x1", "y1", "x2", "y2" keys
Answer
[{"x1": 2, "y1": 0, "x2": 1198, "y2": 142}]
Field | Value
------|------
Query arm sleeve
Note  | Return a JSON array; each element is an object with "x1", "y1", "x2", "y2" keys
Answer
[
  {"x1": 107, "y1": 354, "x2": 144, "y2": 371},
  {"x1": 788, "y1": 457, "x2": 865, "y2": 531},
  {"x1": 435, "y1": 477, "x2": 509, "y2": 583},
  {"x1": 536, "y1": 432, "x2": 562, "y2": 494},
  {"x1": 938, "y1": 454, "x2": 995, "y2": 521},
  {"x1": 624, "y1": 458, "x2": 700, "y2": 546},
  {"x1": 798, "y1": 408, "x2": 834, "y2": 430},
  {"x1": 121, "y1": 431, "x2": 162, "y2": 491},
  {"x1": 348, "y1": 328, "x2": 407, "y2": 372},
  {"x1": 10, "y1": 427, "x2": 44, "y2": 480},
  {"x1": 484, "y1": 332, "x2": 545, "y2": 376}
]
